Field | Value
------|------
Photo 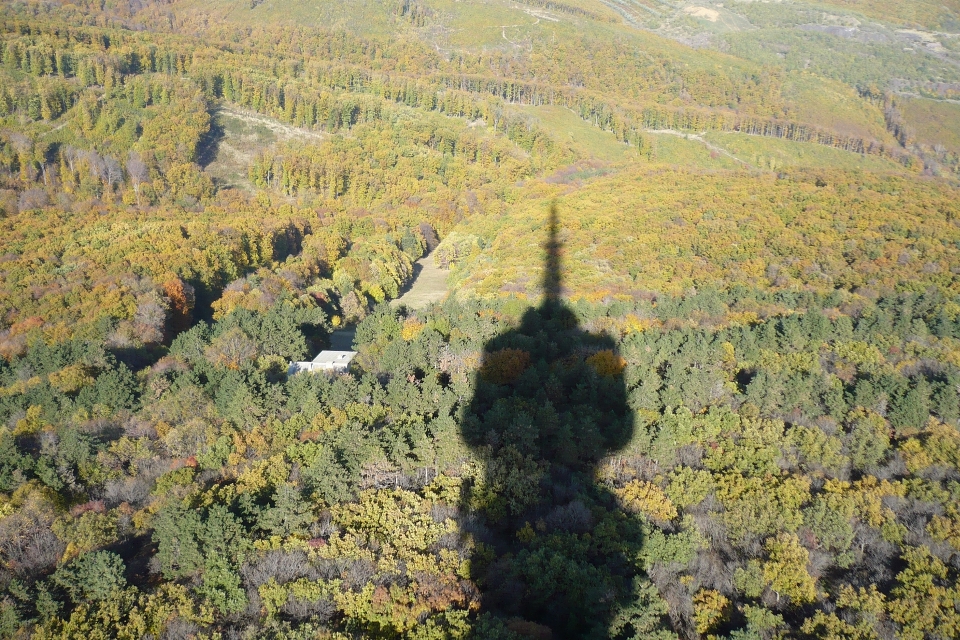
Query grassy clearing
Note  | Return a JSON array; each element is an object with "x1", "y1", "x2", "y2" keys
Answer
[
  {"x1": 430, "y1": 0, "x2": 544, "y2": 49},
  {"x1": 509, "y1": 104, "x2": 761, "y2": 169},
  {"x1": 512, "y1": 105, "x2": 639, "y2": 163},
  {"x1": 391, "y1": 257, "x2": 450, "y2": 309},
  {"x1": 678, "y1": 3, "x2": 753, "y2": 33},
  {"x1": 176, "y1": 0, "x2": 396, "y2": 34},
  {"x1": 203, "y1": 107, "x2": 325, "y2": 191},
  {"x1": 814, "y1": 0, "x2": 960, "y2": 30},
  {"x1": 781, "y1": 73, "x2": 896, "y2": 144},
  {"x1": 899, "y1": 96, "x2": 960, "y2": 154},
  {"x1": 643, "y1": 131, "x2": 745, "y2": 169},
  {"x1": 429, "y1": 0, "x2": 630, "y2": 49}
]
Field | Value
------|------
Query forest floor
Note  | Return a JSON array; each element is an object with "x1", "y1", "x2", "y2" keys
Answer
[{"x1": 391, "y1": 255, "x2": 450, "y2": 309}]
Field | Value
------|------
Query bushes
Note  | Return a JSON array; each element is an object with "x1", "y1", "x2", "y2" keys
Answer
[{"x1": 1, "y1": 290, "x2": 960, "y2": 637}]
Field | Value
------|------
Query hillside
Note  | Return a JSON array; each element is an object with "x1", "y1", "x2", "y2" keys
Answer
[{"x1": 1, "y1": 0, "x2": 960, "y2": 639}]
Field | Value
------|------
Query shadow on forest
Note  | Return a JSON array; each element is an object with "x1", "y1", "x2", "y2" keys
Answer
[
  {"x1": 393, "y1": 260, "x2": 425, "y2": 299},
  {"x1": 460, "y1": 205, "x2": 645, "y2": 639},
  {"x1": 107, "y1": 344, "x2": 166, "y2": 373},
  {"x1": 195, "y1": 110, "x2": 225, "y2": 169}
]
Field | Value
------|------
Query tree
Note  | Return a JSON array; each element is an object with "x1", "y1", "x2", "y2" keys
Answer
[
  {"x1": 52, "y1": 551, "x2": 126, "y2": 603},
  {"x1": 889, "y1": 379, "x2": 931, "y2": 435},
  {"x1": 76, "y1": 365, "x2": 140, "y2": 412},
  {"x1": 257, "y1": 484, "x2": 314, "y2": 537},
  {"x1": 762, "y1": 534, "x2": 817, "y2": 605},
  {"x1": 693, "y1": 589, "x2": 730, "y2": 636},
  {"x1": 204, "y1": 327, "x2": 259, "y2": 370},
  {"x1": 888, "y1": 546, "x2": 960, "y2": 640},
  {"x1": 845, "y1": 409, "x2": 890, "y2": 471},
  {"x1": 736, "y1": 533, "x2": 817, "y2": 606},
  {"x1": 151, "y1": 505, "x2": 204, "y2": 579},
  {"x1": 126, "y1": 151, "x2": 149, "y2": 207}
]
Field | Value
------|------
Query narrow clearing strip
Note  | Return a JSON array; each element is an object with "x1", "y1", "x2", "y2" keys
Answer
[{"x1": 391, "y1": 256, "x2": 450, "y2": 310}]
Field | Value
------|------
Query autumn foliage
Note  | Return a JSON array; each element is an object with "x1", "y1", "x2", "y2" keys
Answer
[{"x1": 479, "y1": 348, "x2": 531, "y2": 385}]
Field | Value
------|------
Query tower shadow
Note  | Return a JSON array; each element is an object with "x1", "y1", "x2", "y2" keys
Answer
[{"x1": 460, "y1": 204, "x2": 641, "y2": 639}]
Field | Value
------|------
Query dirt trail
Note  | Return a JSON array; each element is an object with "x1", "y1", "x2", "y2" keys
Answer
[{"x1": 646, "y1": 128, "x2": 755, "y2": 168}]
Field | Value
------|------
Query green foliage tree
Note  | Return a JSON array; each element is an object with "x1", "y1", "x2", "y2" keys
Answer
[{"x1": 52, "y1": 551, "x2": 126, "y2": 604}]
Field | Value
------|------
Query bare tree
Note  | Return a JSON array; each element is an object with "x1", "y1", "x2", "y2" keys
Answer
[
  {"x1": 204, "y1": 327, "x2": 259, "y2": 369},
  {"x1": 63, "y1": 145, "x2": 80, "y2": 175},
  {"x1": 85, "y1": 150, "x2": 107, "y2": 185},
  {"x1": 127, "y1": 151, "x2": 149, "y2": 206},
  {"x1": 0, "y1": 501, "x2": 65, "y2": 576},
  {"x1": 134, "y1": 290, "x2": 169, "y2": 344},
  {"x1": 104, "y1": 156, "x2": 123, "y2": 190},
  {"x1": 18, "y1": 188, "x2": 49, "y2": 212},
  {"x1": 5, "y1": 131, "x2": 31, "y2": 156},
  {"x1": 39, "y1": 162, "x2": 56, "y2": 189}
]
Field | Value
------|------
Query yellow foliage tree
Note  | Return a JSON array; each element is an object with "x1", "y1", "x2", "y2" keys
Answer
[
  {"x1": 586, "y1": 349, "x2": 627, "y2": 377},
  {"x1": 616, "y1": 480, "x2": 678, "y2": 522},
  {"x1": 693, "y1": 589, "x2": 730, "y2": 635},
  {"x1": 480, "y1": 348, "x2": 531, "y2": 385},
  {"x1": 762, "y1": 533, "x2": 817, "y2": 605},
  {"x1": 401, "y1": 317, "x2": 426, "y2": 341}
]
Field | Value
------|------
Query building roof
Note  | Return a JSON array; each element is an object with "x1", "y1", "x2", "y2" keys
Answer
[
  {"x1": 288, "y1": 350, "x2": 358, "y2": 377},
  {"x1": 311, "y1": 351, "x2": 357, "y2": 366}
]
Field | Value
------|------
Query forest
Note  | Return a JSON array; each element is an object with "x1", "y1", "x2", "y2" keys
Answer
[{"x1": 2, "y1": 0, "x2": 960, "y2": 638}]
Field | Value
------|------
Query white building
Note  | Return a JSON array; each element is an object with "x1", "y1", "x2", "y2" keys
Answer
[{"x1": 288, "y1": 351, "x2": 357, "y2": 376}]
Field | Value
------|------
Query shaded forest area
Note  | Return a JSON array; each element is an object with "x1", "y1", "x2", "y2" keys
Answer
[{"x1": 5, "y1": 267, "x2": 960, "y2": 639}]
